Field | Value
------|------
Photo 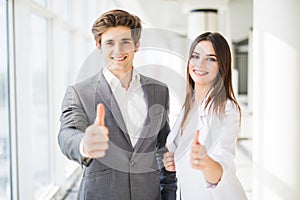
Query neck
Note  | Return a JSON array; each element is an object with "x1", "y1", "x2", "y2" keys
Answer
[
  {"x1": 118, "y1": 70, "x2": 133, "y2": 90},
  {"x1": 194, "y1": 84, "x2": 211, "y2": 105}
]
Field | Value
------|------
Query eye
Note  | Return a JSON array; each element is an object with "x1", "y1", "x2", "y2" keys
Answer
[
  {"x1": 105, "y1": 41, "x2": 113, "y2": 46},
  {"x1": 191, "y1": 54, "x2": 200, "y2": 59},
  {"x1": 207, "y1": 57, "x2": 217, "y2": 62},
  {"x1": 122, "y1": 40, "x2": 133, "y2": 46}
]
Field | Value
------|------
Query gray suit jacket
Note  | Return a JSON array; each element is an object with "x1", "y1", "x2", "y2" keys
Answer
[{"x1": 58, "y1": 70, "x2": 177, "y2": 200}]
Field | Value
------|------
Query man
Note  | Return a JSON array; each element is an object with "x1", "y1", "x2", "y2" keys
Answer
[{"x1": 58, "y1": 9, "x2": 176, "y2": 200}]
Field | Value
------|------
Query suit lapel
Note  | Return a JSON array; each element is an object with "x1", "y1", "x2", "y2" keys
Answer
[
  {"x1": 94, "y1": 72, "x2": 132, "y2": 146},
  {"x1": 134, "y1": 75, "x2": 166, "y2": 153},
  {"x1": 133, "y1": 75, "x2": 155, "y2": 151}
]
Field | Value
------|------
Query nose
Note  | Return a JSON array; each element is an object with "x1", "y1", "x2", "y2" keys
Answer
[
  {"x1": 199, "y1": 58, "x2": 206, "y2": 67},
  {"x1": 192, "y1": 58, "x2": 205, "y2": 70},
  {"x1": 113, "y1": 43, "x2": 123, "y2": 53}
]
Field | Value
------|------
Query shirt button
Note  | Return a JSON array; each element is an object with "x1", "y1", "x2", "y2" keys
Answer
[{"x1": 131, "y1": 161, "x2": 136, "y2": 166}]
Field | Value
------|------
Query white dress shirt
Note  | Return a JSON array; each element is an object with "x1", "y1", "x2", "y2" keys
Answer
[
  {"x1": 167, "y1": 99, "x2": 247, "y2": 200},
  {"x1": 103, "y1": 68, "x2": 147, "y2": 147}
]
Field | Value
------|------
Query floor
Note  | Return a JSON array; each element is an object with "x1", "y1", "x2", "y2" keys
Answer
[{"x1": 64, "y1": 97, "x2": 253, "y2": 200}]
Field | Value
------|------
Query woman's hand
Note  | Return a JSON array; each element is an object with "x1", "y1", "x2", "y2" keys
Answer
[
  {"x1": 190, "y1": 130, "x2": 208, "y2": 170},
  {"x1": 190, "y1": 130, "x2": 222, "y2": 184},
  {"x1": 163, "y1": 152, "x2": 176, "y2": 172}
]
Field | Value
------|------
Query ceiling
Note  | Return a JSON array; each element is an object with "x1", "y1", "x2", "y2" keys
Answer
[{"x1": 114, "y1": 0, "x2": 253, "y2": 39}]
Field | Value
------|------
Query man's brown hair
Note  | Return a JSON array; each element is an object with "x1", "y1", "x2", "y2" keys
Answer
[{"x1": 91, "y1": 9, "x2": 142, "y2": 45}]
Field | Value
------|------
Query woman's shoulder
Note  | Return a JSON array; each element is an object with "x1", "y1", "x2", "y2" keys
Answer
[
  {"x1": 204, "y1": 99, "x2": 240, "y2": 117},
  {"x1": 225, "y1": 99, "x2": 240, "y2": 113},
  {"x1": 223, "y1": 100, "x2": 241, "y2": 123}
]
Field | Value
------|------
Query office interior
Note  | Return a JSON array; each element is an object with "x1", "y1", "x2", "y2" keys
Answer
[{"x1": 0, "y1": 0, "x2": 299, "y2": 199}]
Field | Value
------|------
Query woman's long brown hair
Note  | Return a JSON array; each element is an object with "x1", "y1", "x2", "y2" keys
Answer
[{"x1": 181, "y1": 32, "x2": 240, "y2": 128}]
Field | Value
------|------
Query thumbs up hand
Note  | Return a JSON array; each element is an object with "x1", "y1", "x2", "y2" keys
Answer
[
  {"x1": 95, "y1": 103, "x2": 105, "y2": 126},
  {"x1": 81, "y1": 103, "x2": 109, "y2": 158},
  {"x1": 190, "y1": 130, "x2": 207, "y2": 170}
]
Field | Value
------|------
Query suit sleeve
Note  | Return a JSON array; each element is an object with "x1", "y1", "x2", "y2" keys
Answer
[
  {"x1": 156, "y1": 86, "x2": 177, "y2": 200},
  {"x1": 58, "y1": 86, "x2": 91, "y2": 166}
]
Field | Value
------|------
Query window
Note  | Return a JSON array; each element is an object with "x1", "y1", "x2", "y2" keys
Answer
[
  {"x1": 32, "y1": 0, "x2": 47, "y2": 8},
  {"x1": 11, "y1": 0, "x2": 113, "y2": 199},
  {"x1": 0, "y1": 0, "x2": 11, "y2": 199},
  {"x1": 30, "y1": 14, "x2": 50, "y2": 198},
  {"x1": 52, "y1": 0, "x2": 71, "y2": 22}
]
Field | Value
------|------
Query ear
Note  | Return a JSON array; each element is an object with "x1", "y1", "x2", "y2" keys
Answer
[
  {"x1": 96, "y1": 42, "x2": 102, "y2": 52},
  {"x1": 134, "y1": 41, "x2": 140, "y2": 52}
]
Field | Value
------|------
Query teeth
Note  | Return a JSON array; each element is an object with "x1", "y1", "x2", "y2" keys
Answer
[
  {"x1": 194, "y1": 70, "x2": 207, "y2": 75},
  {"x1": 113, "y1": 56, "x2": 126, "y2": 61}
]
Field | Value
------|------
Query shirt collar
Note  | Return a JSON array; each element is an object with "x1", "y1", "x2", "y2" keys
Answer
[{"x1": 103, "y1": 67, "x2": 140, "y2": 89}]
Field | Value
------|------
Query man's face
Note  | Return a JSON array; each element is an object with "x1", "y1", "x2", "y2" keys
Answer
[{"x1": 99, "y1": 26, "x2": 139, "y2": 78}]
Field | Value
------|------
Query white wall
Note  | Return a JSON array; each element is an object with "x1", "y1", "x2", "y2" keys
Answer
[{"x1": 252, "y1": 0, "x2": 300, "y2": 199}]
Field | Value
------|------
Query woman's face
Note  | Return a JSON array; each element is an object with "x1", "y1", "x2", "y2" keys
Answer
[{"x1": 188, "y1": 40, "x2": 219, "y2": 89}]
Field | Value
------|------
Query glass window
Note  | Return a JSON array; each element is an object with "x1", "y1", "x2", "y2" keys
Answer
[
  {"x1": 58, "y1": 28, "x2": 71, "y2": 86},
  {"x1": 0, "y1": 0, "x2": 11, "y2": 199},
  {"x1": 32, "y1": 0, "x2": 47, "y2": 8},
  {"x1": 53, "y1": 0, "x2": 71, "y2": 22},
  {"x1": 62, "y1": 0, "x2": 71, "y2": 22},
  {"x1": 30, "y1": 14, "x2": 50, "y2": 198}
]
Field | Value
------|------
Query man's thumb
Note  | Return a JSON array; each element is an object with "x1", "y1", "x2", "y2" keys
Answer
[{"x1": 95, "y1": 103, "x2": 105, "y2": 126}]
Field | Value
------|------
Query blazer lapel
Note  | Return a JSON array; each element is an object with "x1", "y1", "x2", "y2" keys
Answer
[
  {"x1": 133, "y1": 75, "x2": 156, "y2": 152},
  {"x1": 94, "y1": 72, "x2": 132, "y2": 146}
]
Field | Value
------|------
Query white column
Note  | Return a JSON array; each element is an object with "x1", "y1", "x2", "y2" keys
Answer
[
  {"x1": 187, "y1": 9, "x2": 218, "y2": 40},
  {"x1": 252, "y1": 0, "x2": 300, "y2": 199},
  {"x1": 247, "y1": 30, "x2": 253, "y2": 113}
]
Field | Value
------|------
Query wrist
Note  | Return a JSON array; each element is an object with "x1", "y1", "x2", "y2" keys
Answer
[{"x1": 79, "y1": 139, "x2": 90, "y2": 158}]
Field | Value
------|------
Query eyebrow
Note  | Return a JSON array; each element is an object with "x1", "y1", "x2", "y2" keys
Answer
[
  {"x1": 206, "y1": 54, "x2": 217, "y2": 57},
  {"x1": 122, "y1": 38, "x2": 133, "y2": 41},
  {"x1": 103, "y1": 38, "x2": 133, "y2": 43},
  {"x1": 104, "y1": 39, "x2": 113, "y2": 42},
  {"x1": 192, "y1": 52, "x2": 217, "y2": 57}
]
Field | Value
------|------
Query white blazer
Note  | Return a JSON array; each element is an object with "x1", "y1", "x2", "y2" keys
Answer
[{"x1": 167, "y1": 100, "x2": 247, "y2": 200}]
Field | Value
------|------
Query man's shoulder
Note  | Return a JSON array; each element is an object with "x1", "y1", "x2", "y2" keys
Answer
[
  {"x1": 139, "y1": 74, "x2": 168, "y2": 89},
  {"x1": 72, "y1": 71, "x2": 102, "y2": 89}
]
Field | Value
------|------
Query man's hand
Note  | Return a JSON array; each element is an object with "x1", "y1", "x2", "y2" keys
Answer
[{"x1": 81, "y1": 103, "x2": 109, "y2": 158}]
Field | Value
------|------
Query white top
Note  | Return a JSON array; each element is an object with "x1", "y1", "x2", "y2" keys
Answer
[
  {"x1": 167, "y1": 99, "x2": 247, "y2": 200},
  {"x1": 103, "y1": 68, "x2": 147, "y2": 147}
]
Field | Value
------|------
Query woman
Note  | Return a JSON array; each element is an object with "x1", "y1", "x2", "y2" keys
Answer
[{"x1": 163, "y1": 32, "x2": 247, "y2": 199}]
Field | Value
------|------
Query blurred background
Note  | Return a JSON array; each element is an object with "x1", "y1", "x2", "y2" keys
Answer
[{"x1": 1, "y1": 0, "x2": 299, "y2": 199}]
